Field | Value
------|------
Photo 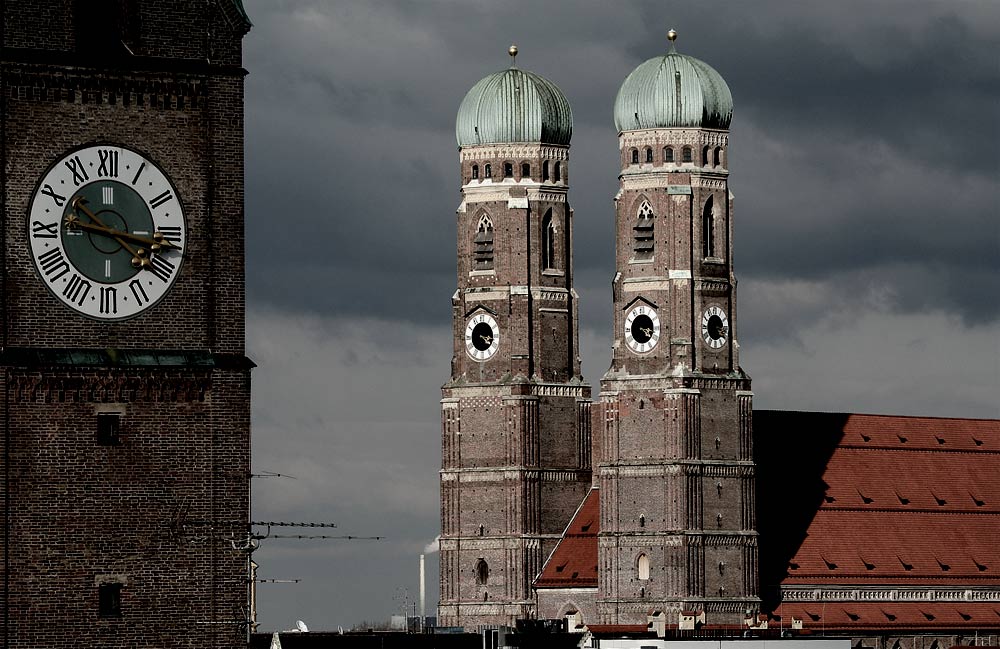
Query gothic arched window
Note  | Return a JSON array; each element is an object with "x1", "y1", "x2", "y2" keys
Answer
[
  {"x1": 542, "y1": 211, "x2": 556, "y2": 270},
  {"x1": 703, "y1": 145, "x2": 711, "y2": 166},
  {"x1": 702, "y1": 196, "x2": 715, "y2": 258},
  {"x1": 474, "y1": 214, "x2": 494, "y2": 270},
  {"x1": 664, "y1": 147, "x2": 674, "y2": 163},
  {"x1": 713, "y1": 147, "x2": 722, "y2": 167},
  {"x1": 631, "y1": 149, "x2": 639, "y2": 164},
  {"x1": 637, "y1": 554, "x2": 650, "y2": 581},
  {"x1": 521, "y1": 162, "x2": 530, "y2": 180},
  {"x1": 474, "y1": 558, "x2": 489, "y2": 585},
  {"x1": 472, "y1": 164, "x2": 479, "y2": 180},
  {"x1": 543, "y1": 161, "x2": 550, "y2": 181},
  {"x1": 633, "y1": 200, "x2": 654, "y2": 261},
  {"x1": 503, "y1": 162, "x2": 513, "y2": 178},
  {"x1": 645, "y1": 147, "x2": 653, "y2": 163},
  {"x1": 682, "y1": 147, "x2": 692, "y2": 163},
  {"x1": 483, "y1": 163, "x2": 492, "y2": 179},
  {"x1": 554, "y1": 162, "x2": 562, "y2": 182}
]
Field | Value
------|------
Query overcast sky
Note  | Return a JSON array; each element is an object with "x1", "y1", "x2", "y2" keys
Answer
[{"x1": 241, "y1": 0, "x2": 1000, "y2": 632}]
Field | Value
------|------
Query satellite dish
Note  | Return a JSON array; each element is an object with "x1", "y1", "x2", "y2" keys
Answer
[{"x1": 295, "y1": 620, "x2": 309, "y2": 633}]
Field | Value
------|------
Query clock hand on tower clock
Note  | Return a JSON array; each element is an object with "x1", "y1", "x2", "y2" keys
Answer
[
  {"x1": 68, "y1": 196, "x2": 151, "y2": 268},
  {"x1": 64, "y1": 214, "x2": 180, "y2": 252},
  {"x1": 479, "y1": 334, "x2": 492, "y2": 345}
]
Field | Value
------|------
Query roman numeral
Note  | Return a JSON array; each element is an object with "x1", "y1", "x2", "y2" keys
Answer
[
  {"x1": 32, "y1": 221, "x2": 59, "y2": 239},
  {"x1": 157, "y1": 225, "x2": 182, "y2": 243},
  {"x1": 131, "y1": 161, "x2": 146, "y2": 186},
  {"x1": 129, "y1": 278, "x2": 150, "y2": 306},
  {"x1": 97, "y1": 149, "x2": 119, "y2": 178},
  {"x1": 149, "y1": 190, "x2": 173, "y2": 209},
  {"x1": 62, "y1": 273, "x2": 92, "y2": 306},
  {"x1": 102, "y1": 186, "x2": 114, "y2": 204},
  {"x1": 148, "y1": 254, "x2": 176, "y2": 282},
  {"x1": 100, "y1": 286, "x2": 117, "y2": 315},
  {"x1": 37, "y1": 248, "x2": 70, "y2": 282},
  {"x1": 65, "y1": 155, "x2": 90, "y2": 186},
  {"x1": 41, "y1": 184, "x2": 67, "y2": 207}
]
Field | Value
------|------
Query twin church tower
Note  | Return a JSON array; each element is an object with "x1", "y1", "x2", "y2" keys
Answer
[{"x1": 439, "y1": 34, "x2": 758, "y2": 628}]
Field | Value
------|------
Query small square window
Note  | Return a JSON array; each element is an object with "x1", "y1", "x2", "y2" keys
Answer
[
  {"x1": 99, "y1": 583, "x2": 123, "y2": 618},
  {"x1": 97, "y1": 413, "x2": 122, "y2": 446}
]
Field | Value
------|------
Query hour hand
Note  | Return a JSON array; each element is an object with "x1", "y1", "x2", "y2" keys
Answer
[{"x1": 64, "y1": 215, "x2": 180, "y2": 252}]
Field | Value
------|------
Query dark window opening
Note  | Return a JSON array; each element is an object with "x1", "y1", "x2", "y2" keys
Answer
[
  {"x1": 645, "y1": 147, "x2": 653, "y2": 163},
  {"x1": 543, "y1": 161, "x2": 550, "y2": 181},
  {"x1": 664, "y1": 147, "x2": 674, "y2": 163},
  {"x1": 713, "y1": 147, "x2": 722, "y2": 167},
  {"x1": 484, "y1": 163, "x2": 492, "y2": 179},
  {"x1": 702, "y1": 196, "x2": 715, "y2": 258},
  {"x1": 554, "y1": 162, "x2": 562, "y2": 182},
  {"x1": 474, "y1": 215, "x2": 495, "y2": 270},
  {"x1": 682, "y1": 147, "x2": 692, "y2": 163},
  {"x1": 639, "y1": 515, "x2": 645, "y2": 528},
  {"x1": 74, "y1": 0, "x2": 139, "y2": 58},
  {"x1": 542, "y1": 211, "x2": 556, "y2": 270},
  {"x1": 521, "y1": 162, "x2": 530, "y2": 179},
  {"x1": 630, "y1": 149, "x2": 639, "y2": 164},
  {"x1": 472, "y1": 164, "x2": 479, "y2": 180},
  {"x1": 474, "y1": 558, "x2": 489, "y2": 585},
  {"x1": 503, "y1": 162, "x2": 513, "y2": 178},
  {"x1": 703, "y1": 145, "x2": 711, "y2": 166},
  {"x1": 633, "y1": 200, "x2": 654, "y2": 260},
  {"x1": 97, "y1": 413, "x2": 122, "y2": 446},
  {"x1": 99, "y1": 583, "x2": 123, "y2": 618}
]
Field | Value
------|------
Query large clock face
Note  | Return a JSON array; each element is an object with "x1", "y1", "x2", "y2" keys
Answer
[
  {"x1": 28, "y1": 145, "x2": 185, "y2": 320},
  {"x1": 624, "y1": 304, "x2": 660, "y2": 353},
  {"x1": 701, "y1": 305, "x2": 730, "y2": 349},
  {"x1": 465, "y1": 313, "x2": 500, "y2": 361}
]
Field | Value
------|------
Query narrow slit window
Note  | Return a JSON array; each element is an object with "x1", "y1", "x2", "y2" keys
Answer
[
  {"x1": 474, "y1": 214, "x2": 494, "y2": 270},
  {"x1": 554, "y1": 162, "x2": 562, "y2": 182},
  {"x1": 472, "y1": 164, "x2": 479, "y2": 180},
  {"x1": 474, "y1": 558, "x2": 489, "y2": 585},
  {"x1": 703, "y1": 145, "x2": 711, "y2": 166},
  {"x1": 542, "y1": 211, "x2": 556, "y2": 270},
  {"x1": 542, "y1": 161, "x2": 550, "y2": 181},
  {"x1": 631, "y1": 149, "x2": 639, "y2": 164},
  {"x1": 713, "y1": 147, "x2": 722, "y2": 167},
  {"x1": 483, "y1": 163, "x2": 491, "y2": 179},
  {"x1": 702, "y1": 196, "x2": 715, "y2": 258},
  {"x1": 645, "y1": 147, "x2": 653, "y2": 163},
  {"x1": 633, "y1": 200, "x2": 654, "y2": 260},
  {"x1": 637, "y1": 554, "x2": 650, "y2": 581},
  {"x1": 521, "y1": 162, "x2": 530, "y2": 179}
]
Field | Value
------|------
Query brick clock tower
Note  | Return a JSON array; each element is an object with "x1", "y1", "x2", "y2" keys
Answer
[
  {"x1": 597, "y1": 32, "x2": 758, "y2": 624},
  {"x1": 439, "y1": 49, "x2": 592, "y2": 628},
  {"x1": 0, "y1": 2, "x2": 252, "y2": 648}
]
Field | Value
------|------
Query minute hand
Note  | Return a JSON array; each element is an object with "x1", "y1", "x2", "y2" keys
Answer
[{"x1": 68, "y1": 218, "x2": 180, "y2": 251}]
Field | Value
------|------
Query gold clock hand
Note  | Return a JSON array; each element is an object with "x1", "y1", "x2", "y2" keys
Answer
[
  {"x1": 65, "y1": 216, "x2": 179, "y2": 252},
  {"x1": 70, "y1": 196, "x2": 150, "y2": 268}
]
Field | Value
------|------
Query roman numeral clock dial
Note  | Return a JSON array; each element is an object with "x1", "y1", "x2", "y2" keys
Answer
[
  {"x1": 624, "y1": 304, "x2": 660, "y2": 353},
  {"x1": 27, "y1": 145, "x2": 186, "y2": 320},
  {"x1": 465, "y1": 313, "x2": 500, "y2": 361},
  {"x1": 701, "y1": 305, "x2": 730, "y2": 349}
]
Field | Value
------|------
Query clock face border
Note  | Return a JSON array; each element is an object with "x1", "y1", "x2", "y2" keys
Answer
[
  {"x1": 624, "y1": 304, "x2": 660, "y2": 354},
  {"x1": 465, "y1": 312, "x2": 500, "y2": 362},
  {"x1": 26, "y1": 143, "x2": 187, "y2": 321},
  {"x1": 701, "y1": 305, "x2": 730, "y2": 350}
]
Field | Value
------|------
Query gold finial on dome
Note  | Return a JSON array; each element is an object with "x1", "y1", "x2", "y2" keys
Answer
[
  {"x1": 508, "y1": 44, "x2": 518, "y2": 66},
  {"x1": 667, "y1": 29, "x2": 677, "y2": 42}
]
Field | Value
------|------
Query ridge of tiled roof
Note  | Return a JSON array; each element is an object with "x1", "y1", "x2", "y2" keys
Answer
[{"x1": 534, "y1": 488, "x2": 599, "y2": 589}]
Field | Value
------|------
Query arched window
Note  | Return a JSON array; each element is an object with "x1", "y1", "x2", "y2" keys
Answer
[
  {"x1": 474, "y1": 214, "x2": 494, "y2": 270},
  {"x1": 542, "y1": 161, "x2": 550, "y2": 181},
  {"x1": 478, "y1": 524, "x2": 484, "y2": 537},
  {"x1": 521, "y1": 162, "x2": 530, "y2": 179},
  {"x1": 645, "y1": 147, "x2": 653, "y2": 163},
  {"x1": 484, "y1": 163, "x2": 492, "y2": 179},
  {"x1": 472, "y1": 164, "x2": 479, "y2": 180},
  {"x1": 630, "y1": 149, "x2": 639, "y2": 164},
  {"x1": 713, "y1": 147, "x2": 722, "y2": 167},
  {"x1": 637, "y1": 554, "x2": 650, "y2": 581},
  {"x1": 702, "y1": 196, "x2": 715, "y2": 258},
  {"x1": 702, "y1": 145, "x2": 711, "y2": 166},
  {"x1": 682, "y1": 147, "x2": 692, "y2": 163},
  {"x1": 503, "y1": 162, "x2": 513, "y2": 178},
  {"x1": 554, "y1": 162, "x2": 562, "y2": 182},
  {"x1": 664, "y1": 147, "x2": 674, "y2": 163},
  {"x1": 474, "y1": 558, "x2": 489, "y2": 585},
  {"x1": 633, "y1": 200, "x2": 654, "y2": 260},
  {"x1": 639, "y1": 514, "x2": 646, "y2": 528},
  {"x1": 542, "y1": 210, "x2": 556, "y2": 270}
]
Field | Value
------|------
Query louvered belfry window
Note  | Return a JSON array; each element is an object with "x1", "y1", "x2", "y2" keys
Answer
[
  {"x1": 474, "y1": 215, "x2": 494, "y2": 270},
  {"x1": 633, "y1": 200, "x2": 654, "y2": 260}
]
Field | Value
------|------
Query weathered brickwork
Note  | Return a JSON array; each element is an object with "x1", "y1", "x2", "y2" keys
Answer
[
  {"x1": 597, "y1": 125, "x2": 757, "y2": 625},
  {"x1": 0, "y1": 2, "x2": 251, "y2": 647},
  {"x1": 440, "y1": 140, "x2": 591, "y2": 629}
]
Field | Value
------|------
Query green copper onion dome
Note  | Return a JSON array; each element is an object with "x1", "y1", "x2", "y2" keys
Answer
[
  {"x1": 456, "y1": 46, "x2": 573, "y2": 147},
  {"x1": 613, "y1": 30, "x2": 732, "y2": 132}
]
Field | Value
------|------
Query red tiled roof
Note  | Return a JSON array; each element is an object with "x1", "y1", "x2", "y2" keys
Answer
[
  {"x1": 534, "y1": 488, "x2": 599, "y2": 589},
  {"x1": 585, "y1": 624, "x2": 649, "y2": 635},
  {"x1": 772, "y1": 602, "x2": 1000, "y2": 631}
]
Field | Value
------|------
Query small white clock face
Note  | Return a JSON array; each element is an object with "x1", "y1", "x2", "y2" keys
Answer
[
  {"x1": 624, "y1": 304, "x2": 660, "y2": 353},
  {"x1": 701, "y1": 305, "x2": 729, "y2": 349},
  {"x1": 465, "y1": 313, "x2": 500, "y2": 361},
  {"x1": 28, "y1": 144, "x2": 186, "y2": 320}
]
